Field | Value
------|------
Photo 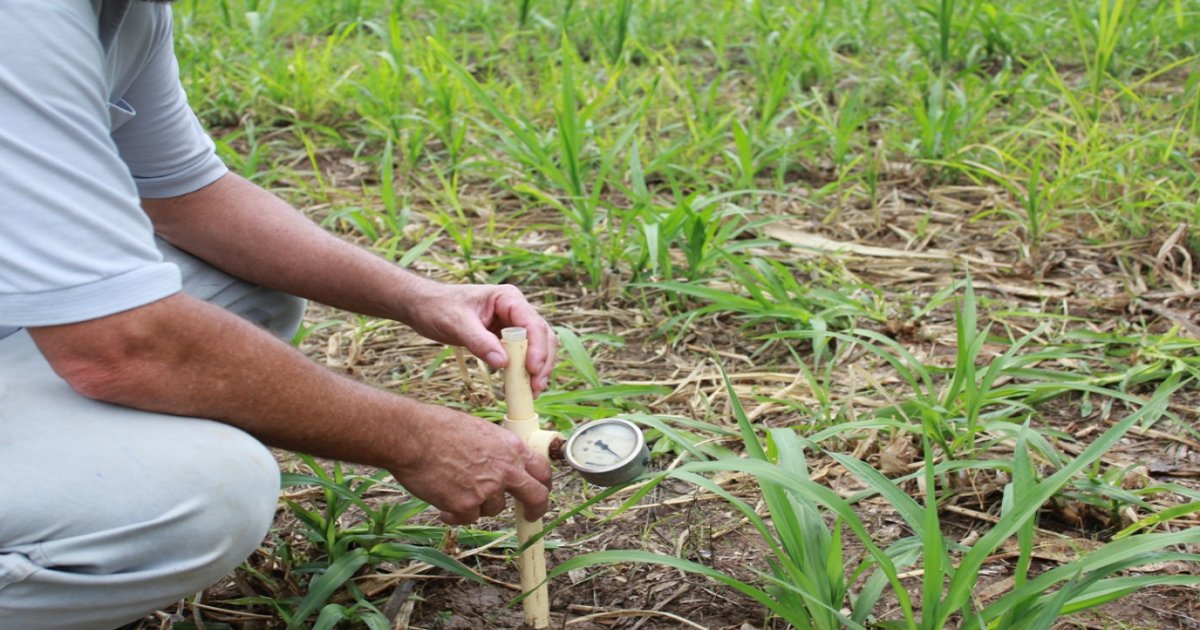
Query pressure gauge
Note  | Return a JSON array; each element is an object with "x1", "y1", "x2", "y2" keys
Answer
[{"x1": 562, "y1": 418, "x2": 650, "y2": 486}]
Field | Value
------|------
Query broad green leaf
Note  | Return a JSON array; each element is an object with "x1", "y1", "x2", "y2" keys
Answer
[{"x1": 289, "y1": 548, "x2": 370, "y2": 628}]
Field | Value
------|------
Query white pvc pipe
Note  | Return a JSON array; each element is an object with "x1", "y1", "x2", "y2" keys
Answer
[{"x1": 501, "y1": 327, "x2": 551, "y2": 628}]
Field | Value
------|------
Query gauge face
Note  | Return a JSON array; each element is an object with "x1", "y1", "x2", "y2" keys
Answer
[
  {"x1": 569, "y1": 421, "x2": 638, "y2": 468},
  {"x1": 564, "y1": 418, "x2": 649, "y2": 486}
]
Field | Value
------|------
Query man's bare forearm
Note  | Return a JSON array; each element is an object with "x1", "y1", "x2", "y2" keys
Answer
[
  {"x1": 143, "y1": 172, "x2": 433, "y2": 324},
  {"x1": 31, "y1": 294, "x2": 426, "y2": 468},
  {"x1": 141, "y1": 172, "x2": 558, "y2": 393}
]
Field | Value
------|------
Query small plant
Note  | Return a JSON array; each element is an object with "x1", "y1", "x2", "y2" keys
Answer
[
  {"x1": 772, "y1": 277, "x2": 1174, "y2": 464},
  {"x1": 517, "y1": 0, "x2": 534, "y2": 28},
  {"x1": 910, "y1": 73, "x2": 997, "y2": 163},
  {"x1": 650, "y1": 252, "x2": 883, "y2": 345},
  {"x1": 240, "y1": 456, "x2": 487, "y2": 629},
  {"x1": 899, "y1": 0, "x2": 985, "y2": 70},
  {"x1": 583, "y1": 0, "x2": 635, "y2": 64},
  {"x1": 430, "y1": 36, "x2": 641, "y2": 287},
  {"x1": 954, "y1": 149, "x2": 1065, "y2": 261},
  {"x1": 1068, "y1": 0, "x2": 1136, "y2": 97},
  {"x1": 796, "y1": 87, "x2": 871, "y2": 167},
  {"x1": 533, "y1": 326, "x2": 669, "y2": 428}
]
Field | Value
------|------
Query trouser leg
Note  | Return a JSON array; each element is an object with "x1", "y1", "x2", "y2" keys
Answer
[
  {"x1": 0, "y1": 245, "x2": 307, "y2": 630},
  {"x1": 160, "y1": 237, "x2": 307, "y2": 340}
]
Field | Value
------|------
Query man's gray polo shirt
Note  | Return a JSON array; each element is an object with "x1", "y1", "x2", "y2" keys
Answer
[{"x1": 0, "y1": 0, "x2": 228, "y2": 339}]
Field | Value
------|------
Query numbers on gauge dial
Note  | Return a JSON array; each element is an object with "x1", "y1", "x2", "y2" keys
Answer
[{"x1": 569, "y1": 422, "x2": 639, "y2": 469}]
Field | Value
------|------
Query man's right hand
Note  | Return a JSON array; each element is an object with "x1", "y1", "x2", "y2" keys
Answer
[{"x1": 391, "y1": 406, "x2": 552, "y2": 524}]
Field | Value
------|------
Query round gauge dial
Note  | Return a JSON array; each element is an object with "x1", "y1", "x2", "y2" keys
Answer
[{"x1": 563, "y1": 418, "x2": 649, "y2": 486}]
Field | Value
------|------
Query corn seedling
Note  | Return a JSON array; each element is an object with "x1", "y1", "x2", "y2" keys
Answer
[
  {"x1": 240, "y1": 456, "x2": 484, "y2": 629},
  {"x1": 651, "y1": 252, "x2": 883, "y2": 346},
  {"x1": 1069, "y1": 0, "x2": 1136, "y2": 98},
  {"x1": 910, "y1": 73, "x2": 998, "y2": 163},
  {"x1": 895, "y1": 0, "x2": 985, "y2": 70},
  {"x1": 582, "y1": 0, "x2": 635, "y2": 64}
]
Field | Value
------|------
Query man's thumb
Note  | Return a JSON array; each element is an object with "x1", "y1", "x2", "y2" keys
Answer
[{"x1": 466, "y1": 326, "x2": 508, "y2": 369}]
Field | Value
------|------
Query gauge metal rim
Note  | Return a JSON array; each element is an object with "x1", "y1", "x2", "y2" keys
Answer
[{"x1": 563, "y1": 417, "x2": 646, "y2": 475}]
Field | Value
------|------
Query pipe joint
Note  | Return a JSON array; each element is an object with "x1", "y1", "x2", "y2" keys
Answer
[{"x1": 503, "y1": 415, "x2": 565, "y2": 463}]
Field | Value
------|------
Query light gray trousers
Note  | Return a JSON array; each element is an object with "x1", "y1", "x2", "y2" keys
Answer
[{"x1": 0, "y1": 241, "x2": 306, "y2": 629}]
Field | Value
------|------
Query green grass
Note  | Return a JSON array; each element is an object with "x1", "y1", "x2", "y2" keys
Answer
[
  {"x1": 175, "y1": 0, "x2": 1200, "y2": 243},
  {"x1": 551, "y1": 371, "x2": 1200, "y2": 630},
  {"x1": 167, "y1": 0, "x2": 1200, "y2": 626}
]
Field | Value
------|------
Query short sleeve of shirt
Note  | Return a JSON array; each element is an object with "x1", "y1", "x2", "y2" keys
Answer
[
  {"x1": 109, "y1": 5, "x2": 228, "y2": 198},
  {"x1": 0, "y1": 0, "x2": 181, "y2": 327}
]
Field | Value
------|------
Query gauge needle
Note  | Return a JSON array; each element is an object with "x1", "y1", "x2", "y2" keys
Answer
[{"x1": 594, "y1": 439, "x2": 621, "y2": 458}]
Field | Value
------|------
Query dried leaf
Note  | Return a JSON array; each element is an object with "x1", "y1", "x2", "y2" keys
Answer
[
  {"x1": 879, "y1": 434, "x2": 917, "y2": 476},
  {"x1": 764, "y1": 224, "x2": 953, "y2": 260}
]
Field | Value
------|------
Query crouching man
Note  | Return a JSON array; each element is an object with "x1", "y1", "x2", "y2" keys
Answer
[{"x1": 0, "y1": 2, "x2": 557, "y2": 628}]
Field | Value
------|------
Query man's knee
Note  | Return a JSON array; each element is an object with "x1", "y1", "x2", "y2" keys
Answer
[
  {"x1": 67, "y1": 444, "x2": 277, "y2": 583},
  {"x1": 0, "y1": 422, "x2": 280, "y2": 629},
  {"x1": 48, "y1": 423, "x2": 278, "y2": 577},
  {"x1": 171, "y1": 426, "x2": 280, "y2": 573}
]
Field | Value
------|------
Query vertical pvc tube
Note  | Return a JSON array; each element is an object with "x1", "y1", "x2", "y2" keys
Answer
[
  {"x1": 500, "y1": 327, "x2": 551, "y2": 629},
  {"x1": 502, "y1": 327, "x2": 536, "y2": 421}
]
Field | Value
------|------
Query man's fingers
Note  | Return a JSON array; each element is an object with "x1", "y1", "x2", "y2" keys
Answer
[
  {"x1": 507, "y1": 469, "x2": 550, "y2": 521},
  {"x1": 480, "y1": 493, "x2": 507, "y2": 518},
  {"x1": 533, "y1": 325, "x2": 558, "y2": 394},
  {"x1": 524, "y1": 444, "x2": 553, "y2": 487},
  {"x1": 462, "y1": 320, "x2": 508, "y2": 369},
  {"x1": 438, "y1": 508, "x2": 480, "y2": 526},
  {"x1": 514, "y1": 317, "x2": 554, "y2": 396},
  {"x1": 491, "y1": 287, "x2": 557, "y2": 391}
]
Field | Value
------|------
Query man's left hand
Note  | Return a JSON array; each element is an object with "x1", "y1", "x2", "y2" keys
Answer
[{"x1": 402, "y1": 283, "x2": 557, "y2": 395}]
